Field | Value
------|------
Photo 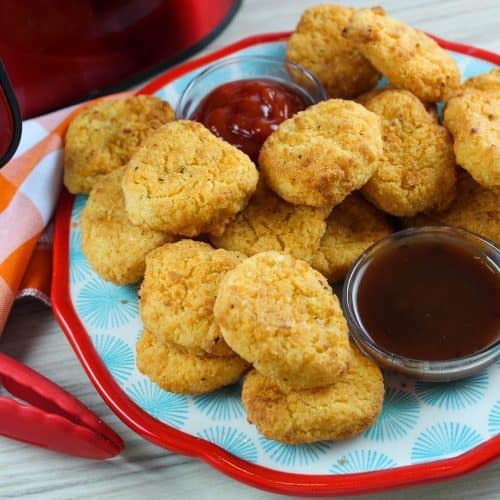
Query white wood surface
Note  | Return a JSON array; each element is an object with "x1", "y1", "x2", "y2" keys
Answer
[{"x1": 1, "y1": 1, "x2": 499, "y2": 498}]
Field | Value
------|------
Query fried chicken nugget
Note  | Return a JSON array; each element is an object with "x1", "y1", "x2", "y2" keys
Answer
[
  {"x1": 140, "y1": 240, "x2": 245, "y2": 357},
  {"x1": 259, "y1": 99, "x2": 383, "y2": 208},
  {"x1": 122, "y1": 120, "x2": 258, "y2": 237},
  {"x1": 361, "y1": 90, "x2": 456, "y2": 216},
  {"x1": 80, "y1": 167, "x2": 174, "y2": 285},
  {"x1": 209, "y1": 181, "x2": 330, "y2": 263},
  {"x1": 64, "y1": 95, "x2": 174, "y2": 194},
  {"x1": 355, "y1": 87, "x2": 386, "y2": 106},
  {"x1": 357, "y1": 87, "x2": 439, "y2": 121},
  {"x1": 214, "y1": 251, "x2": 351, "y2": 390},
  {"x1": 462, "y1": 69, "x2": 500, "y2": 96},
  {"x1": 286, "y1": 5, "x2": 380, "y2": 99},
  {"x1": 241, "y1": 343, "x2": 384, "y2": 444},
  {"x1": 312, "y1": 193, "x2": 393, "y2": 282},
  {"x1": 443, "y1": 91, "x2": 500, "y2": 188},
  {"x1": 404, "y1": 172, "x2": 500, "y2": 245},
  {"x1": 136, "y1": 330, "x2": 249, "y2": 395},
  {"x1": 343, "y1": 8, "x2": 461, "y2": 102}
]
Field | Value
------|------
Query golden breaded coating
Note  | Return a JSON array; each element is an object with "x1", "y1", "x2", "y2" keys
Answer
[
  {"x1": 136, "y1": 330, "x2": 249, "y2": 394},
  {"x1": 209, "y1": 181, "x2": 330, "y2": 263},
  {"x1": 443, "y1": 92, "x2": 500, "y2": 188},
  {"x1": 355, "y1": 87, "x2": 386, "y2": 105},
  {"x1": 343, "y1": 8, "x2": 461, "y2": 102},
  {"x1": 286, "y1": 5, "x2": 380, "y2": 99},
  {"x1": 312, "y1": 193, "x2": 393, "y2": 281},
  {"x1": 242, "y1": 344, "x2": 384, "y2": 444},
  {"x1": 214, "y1": 251, "x2": 350, "y2": 389},
  {"x1": 140, "y1": 240, "x2": 245, "y2": 357},
  {"x1": 80, "y1": 168, "x2": 173, "y2": 285},
  {"x1": 462, "y1": 69, "x2": 500, "y2": 95},
  {"x1": 259, "y1": 99, "x2": 383, "y2": 208},
  {"x1": 122, "y1": 120, "x2": 259, "y2": 237},
  {"x1": 404, "y1": 172, "x2": 500, "y2": 245},
  {"x1": 64, "y1": 96, "x2": 174, "y2": 194},
  {"x1": 357, "y1": 88, "x2": 439, "y2": 121},
  {"x1": 361, "y1": 90, "x2": 456, "y2": 216}
]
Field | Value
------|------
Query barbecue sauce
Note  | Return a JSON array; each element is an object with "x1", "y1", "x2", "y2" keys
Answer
[{"x1": 356, "y1": 239, "x2": 499, "y2": 361}]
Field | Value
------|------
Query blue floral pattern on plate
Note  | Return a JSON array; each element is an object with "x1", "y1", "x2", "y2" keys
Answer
[
  {"x1": 415, "y1": 371, "x2": 488, "y2": 410},
  {"x1": 72, "y1": 194, "x2": 88, "y2": 222},
  {"x1": 69, "y1": 229, "x2": 92, "y2": 284},
  {"x1": 127, "y1": 379, "x2": 188, "y2": 429},
  {"x1": 77, "y1": 279, "x2": 139, "y2": 329},
  {"x1": 68, "y1": 41, "x2": 499, "y2": 475},
  {"x1": 193, "y1": 383, "x2": 244, "y2": 421},
  {"x1": 364, "y1": 388, "x2": 420, "y2": 441},
  {"x1": 198, "y1": 426, "x2": 258, "y2": 463},
  {"x1": 92, "y1": 335, "x2": 134, "y2": 385},
  {"x1": 411, "y1": 422, "x2": 483, "y2": 463},
  {"x1": 259, "y1": 437, "x2": 330, "y2": 467},
  {"x1": 330, "y1": 450, "x2": 397, "y2": 474},
  {"x1": 488, "y1": 401, "x2": 500, "y2": 436}
]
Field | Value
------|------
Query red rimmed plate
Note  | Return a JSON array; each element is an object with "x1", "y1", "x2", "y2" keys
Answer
[{"x1": 53, "y1": 32, "x2": 500, "y2": 497}]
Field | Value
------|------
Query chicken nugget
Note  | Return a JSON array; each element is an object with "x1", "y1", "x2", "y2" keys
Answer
[
  {"x1": 462, "y1": 69, "x2": 500, "y2": 96},
  {"x1": 209, "y1": 181, "x2": 330, "y2": 263},
  {"x1": 343, "y1": 8, "x2": 461, "y2": 102},
  {"x1": 136, "y1": 330, "x2": 249, "y2": 395},
  {"x1": 361, "y1": 90, "x2": 456, "y2": 216},
  {"x1": 404, "y1": 172, "x2": 500, "y2": 245},
  {"x1": 64, "y1": 95, "x2": 174, "y2": 194},
  {"x1": 355, "y1": 87, "x2": 386, "y2": 106},
  {"x1": 214, "y1": 251, "x2": 350, "y2": 390},
  {"x1": 259, "y1": 99, "x2": 382, "y2": 208},
  {"x1": 122, "y1": 120, "x2": 258, "y2": 237},
  {"x1": 443, "y1": 91, "x2": 500, "y2": 188},
  {"x1": 286, "y1": 5, "x2": 380, "y2": 99},
  {"x1": 312, "y1": 193, "x2": 393, "y2": 282},
  {"x1": 241, "y1": 343, "x2": 384, "y2": 444},
  {"x1": 140, "y1": 240, "x2": 245, "y2": 357},
  {"x1": 357, "y1": 88, "x2": 439, "y2": 121},
  {"x1": 80, "y1": 167, "x2": 174, "y2": 285}
]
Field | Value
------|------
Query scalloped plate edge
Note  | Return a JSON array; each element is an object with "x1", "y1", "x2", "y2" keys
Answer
[{"x1": 52, "y1": 32, "x2": 500, "y2": 497}]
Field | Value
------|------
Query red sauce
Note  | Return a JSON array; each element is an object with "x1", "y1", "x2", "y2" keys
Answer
[{"x1": 192, "y1": 78, "x2": 309, "y2": 162}]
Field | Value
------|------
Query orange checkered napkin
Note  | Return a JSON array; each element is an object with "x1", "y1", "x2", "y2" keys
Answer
[{"x1": 0, "y1": 93, "x2": 132, "y2": 334}]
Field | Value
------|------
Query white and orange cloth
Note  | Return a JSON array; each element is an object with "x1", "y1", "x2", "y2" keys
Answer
[{"x1": 0, "y1": 92, "x2": 131, "y2": 334}]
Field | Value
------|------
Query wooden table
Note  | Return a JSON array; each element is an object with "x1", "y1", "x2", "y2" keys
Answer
[{"x1": 1, "y1": 1, "x2": 499, "y2": 498}]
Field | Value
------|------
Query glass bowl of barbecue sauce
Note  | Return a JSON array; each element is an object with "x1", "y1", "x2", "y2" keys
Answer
[
  {"x1": 343, "y1": 227, "x2": 500, "y2": 381},
  {"x1": 176, "y1": 56, "x2": 327, "y2": 162}
]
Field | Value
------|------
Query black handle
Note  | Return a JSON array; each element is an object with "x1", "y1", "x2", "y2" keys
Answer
[{"x1": 0, "y1": 59, "x2": 22, "y2": 168}]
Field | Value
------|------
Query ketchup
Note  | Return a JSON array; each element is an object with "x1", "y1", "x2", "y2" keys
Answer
[{"x1": 192, "y1": 78, "x2": 310, "y2": 161}]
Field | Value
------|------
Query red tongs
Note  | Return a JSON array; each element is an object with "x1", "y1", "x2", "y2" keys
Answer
[{"x1": 0, "y1": 352, "x2": 123, "y2": 458}]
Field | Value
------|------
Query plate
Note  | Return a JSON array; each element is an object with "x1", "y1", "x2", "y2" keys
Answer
[{"x1": 52, "y1": 33, "x2": 500, "y2": 497}]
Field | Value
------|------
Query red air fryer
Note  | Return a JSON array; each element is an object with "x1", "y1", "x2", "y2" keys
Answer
[{"x1": 0, "y1": 0, "x2": 241, "y2": 166}]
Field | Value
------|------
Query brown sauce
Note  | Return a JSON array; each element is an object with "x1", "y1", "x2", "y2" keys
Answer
[{"x1": 356, "y1": 239, "x2": 500, "y2": 360}]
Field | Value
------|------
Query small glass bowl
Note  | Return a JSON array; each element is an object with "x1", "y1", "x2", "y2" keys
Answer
[
  {"x1": 176, "y1": 55, "x2": 327, "y2": 120},
  {"x1": 342, "y1": 226, "x2": 500, "y2": 382}
]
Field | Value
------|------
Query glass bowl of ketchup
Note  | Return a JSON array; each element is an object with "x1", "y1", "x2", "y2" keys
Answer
[
  {"x1": 342, "y1": 226, "x2": 500, "y2": 382},
  {"x1": 176, "y1": 55, "x2": 327, "y2": 162}
]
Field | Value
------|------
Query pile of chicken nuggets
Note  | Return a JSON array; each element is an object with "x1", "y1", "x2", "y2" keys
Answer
[{"x1": 65, "y1": 5, "x2": 499, "y2": 445}]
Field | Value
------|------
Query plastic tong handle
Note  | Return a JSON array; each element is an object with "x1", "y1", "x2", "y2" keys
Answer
[{"x1": 0, "y1": 353, "x2": 123, "y2": 459}]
